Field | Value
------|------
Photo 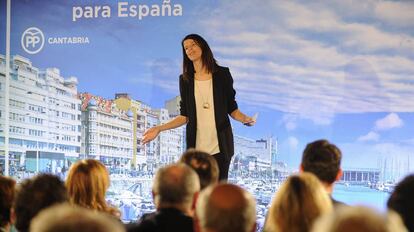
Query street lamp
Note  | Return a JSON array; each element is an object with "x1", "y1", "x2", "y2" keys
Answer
[{"x1": 113, "y1": 97, "x2": 139, "y2": 168}]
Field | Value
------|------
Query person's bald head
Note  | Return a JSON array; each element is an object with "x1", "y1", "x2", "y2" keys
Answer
[
  {"x1": 209, "y1": 184, "x2": 246, "y2": 210},
  {"x1": 152, "y1": 163, "x2": 200, "y2": 210},
  {"x1": 196, "y1": 183, "x2": 256, "y2": 232}
]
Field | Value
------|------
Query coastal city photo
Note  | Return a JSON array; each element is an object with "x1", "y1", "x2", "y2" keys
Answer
[{"x1": 1, "y1": 1, "x2": 414, "y2": 232}]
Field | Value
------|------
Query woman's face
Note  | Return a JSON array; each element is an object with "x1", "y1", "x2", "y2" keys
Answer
[{"x1": 183, "y1": 39, "x2": 202, "y2": 62}]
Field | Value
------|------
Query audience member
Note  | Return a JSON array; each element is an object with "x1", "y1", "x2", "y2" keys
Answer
[
  {"x1": 14, "y1": 174, "x2": 68, "y2": 232},
  {"x1": 387, "y1": 174, "x2": 414, "y2": 232},
  {"x1": 196, "y1": 183, "x2": 256, "y2": 232},
  {"x1": 301, "y1": 139, "x2": 345, "y2": 206},
  {"x1": 312, "y1": 205, "x2": 407, "y2": 232},
  {"x1": 31, "y1": 203, "x2": 125, "y2": 232},
  {"x1": 0, "y1": 176, "x2": 16, "y2": 232},
  {"x1": 127, "y1": 163, "x2": 200, "y2": 232},
  {"x1": 263, "y1": 173, "x2": 332, "y2": 232},
  {"x1": 179, "y1": 148, "x2": 219, "y2": 189},
  {"x1": 65, "y1": 159, "x2": 120, "y2": 218}
]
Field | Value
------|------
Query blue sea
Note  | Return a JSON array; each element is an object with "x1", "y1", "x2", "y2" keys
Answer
[{"x1": 332, "y1": 184, "x2": 391, "y2": 211}]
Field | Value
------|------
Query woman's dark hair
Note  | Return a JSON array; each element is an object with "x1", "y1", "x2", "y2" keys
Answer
[
  {"x1": 0, "y1": 176, "x2": 16, "y2": 227},
  {"x1": 301, "y1": 139, "x2": 342, "y2": 184},
  {"x1": 179, "y1": 148, "x2": 219, "y2": 189},
  {"x1": 14, "y1": 174, "x2": 68, "y2": 232},
  {"x1": 181, "y1": 34, "x2": 217, "y2": 81}
]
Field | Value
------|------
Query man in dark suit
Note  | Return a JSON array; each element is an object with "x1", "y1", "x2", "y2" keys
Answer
[
  {"x1": 300, "y1": 139, "x2": 346, "y2": 207},
  {"x1": 127, "y1": 163, "x2": 200, "y2": 232}
]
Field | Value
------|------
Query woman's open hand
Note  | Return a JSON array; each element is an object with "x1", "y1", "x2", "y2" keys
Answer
[{"x1": 142, "y1": 127, "x2": 160, "y2": 144}]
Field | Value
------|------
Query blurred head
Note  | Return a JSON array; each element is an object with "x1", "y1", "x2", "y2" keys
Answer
[
  {"x1": 301, "y1": 139, "x2": 342, "y2": 184},
  {"x1": 152, "y1": 163, "x2": 200, "y2": 211},
  {"x1": 66, "y1": 159, "x2": 116, "y2": 215},
  {"x1": 181, "y1": 34, "x2": 217, "y2": 80},
  {"x1": 31, "y1": 204, "x2": 125, "y2": 232},
  {"x1": 264, "y1": 173, "x2": 333, "y2": 232},
  {"x1": 0, "y1": 176, "x2": 16, "y2": 228},
  {"x1": 179, "y1": 148, "x2": 219, "y2": 189},
  {"x1": 387, "y1": 174, "x2": 414, "y2": 232},
  {"x1": 14, "y1": 174, "x2": 68, "y2": 232},
  {"x1": 312, "y1": 206, "x2": 407, "y2": 232},
  {"x1": 196, "y1": 183, "x2": 256, "y2": 232}
]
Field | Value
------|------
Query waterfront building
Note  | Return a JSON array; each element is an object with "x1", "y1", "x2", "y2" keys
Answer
[
  {"x1": 340, "y1": 168, "x2": 380, "y2": 185},
  {"x1": 114, "y1": 95, "x2": 183, "y2": 172},
  {"x1": 79, "y1": 93, "x2": 133, "y2": 170},
  {"x1": 153, "y1": 108, "x2": 183, "y2": 164},
  {"x1": 0, "y1": 55, "x2": 81, "y2": 174},
  {"x1": 114, "y1": 93, "x2": 145, "y2": 168},
  {"x1": 141, "y1": 104, "x2": 183, "y2": 169},
  {"x1": 164, "y1": 95, "x2": 181, "y2": 117},
  {"x1": 164, "y1": 95, "x2": 185, "y2": 156},
  {"x1": 233, "y1": 135, "x2": 276, "y2": 174},
  {"x1": 140, "y1": 103, "x2": 159, "y2": 171}
]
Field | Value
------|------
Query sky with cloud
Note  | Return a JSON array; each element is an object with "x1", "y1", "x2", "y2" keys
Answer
[
  {"x1": 2, "y1": 0, "x2": 414, "y2": 178},
  {"x1": 193, "y1": 0, "x2": 414, "y2": 176}
]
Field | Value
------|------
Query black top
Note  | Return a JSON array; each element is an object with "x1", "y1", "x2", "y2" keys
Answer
[
  {"x1": 179, "y1": 66, "x2": 238, "y2": 160},
  {"x1": 126, "y1": 208, "x2": 194, "y2": 232}
]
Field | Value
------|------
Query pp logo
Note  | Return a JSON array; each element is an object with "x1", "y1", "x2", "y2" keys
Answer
[{"x1": 21, "y1": 27, "x2": 45, "y2": 54}]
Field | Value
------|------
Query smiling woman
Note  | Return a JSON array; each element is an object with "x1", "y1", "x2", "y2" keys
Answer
[{"x1": 142, "y1": 34, "x2": 257, "y2": 181}]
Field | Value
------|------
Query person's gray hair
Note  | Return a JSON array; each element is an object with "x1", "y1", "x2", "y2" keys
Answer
[
  {"x1": 30, "y1": 203, "x2": 125, "y2": 232},
  {"x1": 312, "y1": 205, "x2": 408, "y2": 232},
  {"x1": 152, "y1": 163, "x2": 200, "y2": 209},
  {"x1": 196, "y1": 183, "x2": 256, "y2": 232}
]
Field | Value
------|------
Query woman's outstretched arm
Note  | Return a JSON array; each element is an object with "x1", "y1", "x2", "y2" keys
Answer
[{"x1": 142, "y1": 115, "x2": 188, "y2": 144}]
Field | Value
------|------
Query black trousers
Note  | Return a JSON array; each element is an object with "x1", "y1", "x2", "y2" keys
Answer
[{"x1": 212, "y1": 152, "x2": 231, "y2": 181}]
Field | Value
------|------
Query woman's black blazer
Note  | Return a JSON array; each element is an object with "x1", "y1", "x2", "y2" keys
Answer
[{"x1": 179, "y1": 66, "x2": 238, "y2": 161}]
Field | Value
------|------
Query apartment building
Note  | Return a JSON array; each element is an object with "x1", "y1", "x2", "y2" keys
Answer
[{"x1": 0, "y1": 55, "x2": 81, "y2": 173}]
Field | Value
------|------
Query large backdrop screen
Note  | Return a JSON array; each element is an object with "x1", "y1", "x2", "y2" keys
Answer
[{"x1": 1, "y1": 0, "x2": 414, "y2": 227}]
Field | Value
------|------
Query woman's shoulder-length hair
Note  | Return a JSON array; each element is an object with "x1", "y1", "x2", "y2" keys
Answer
[{"x1": 181, "y1": 34, "x2": 217, "y2": 81}]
